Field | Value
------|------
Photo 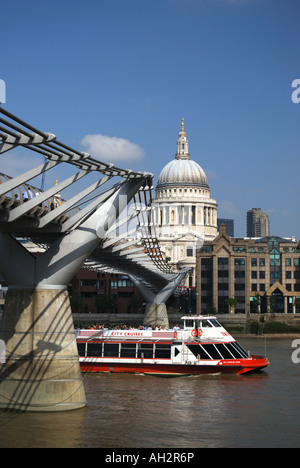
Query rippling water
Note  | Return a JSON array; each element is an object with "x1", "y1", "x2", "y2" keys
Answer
[{"x1": 0, "y1": 338, "x2": 299, "y2": 448}]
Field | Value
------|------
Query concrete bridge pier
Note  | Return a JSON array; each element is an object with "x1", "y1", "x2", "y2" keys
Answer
[
  {"x1": 143, "y1": 303, "x2": 169, "y2": 328},
  {"x1": 0, "y1": 287, "x2": 85, "y2": 412}
]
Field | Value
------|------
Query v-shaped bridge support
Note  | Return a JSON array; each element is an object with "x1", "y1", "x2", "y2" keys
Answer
[{"x1": 129, "y1": 269, "x2": 189, "y2": 328}]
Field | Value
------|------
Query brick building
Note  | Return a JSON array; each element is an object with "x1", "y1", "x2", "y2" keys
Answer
[{"x1": 69, "y1": 268, "x2": 143, "y2": 315}]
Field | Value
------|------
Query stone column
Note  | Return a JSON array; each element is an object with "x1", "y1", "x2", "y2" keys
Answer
[
  {"x1": 0, "y1": 288, "x2": 86, "y2": 412},
  {"x1": 143, "y1": 303, "x2": 169, "y2": 328},
  {"x1": 284, "y1": 296, "x2": 288, "y2": 314}
]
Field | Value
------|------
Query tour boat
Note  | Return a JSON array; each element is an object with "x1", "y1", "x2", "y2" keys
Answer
[{"x1": 76, "y1": 315, "x2": 269, "y2": 376}]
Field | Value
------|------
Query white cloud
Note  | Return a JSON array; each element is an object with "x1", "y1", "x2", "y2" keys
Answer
[
  {"x1": 206, "y1": 169, "x2": 218, "y2": 180},
  {"x1": 81, "y1": 134, "x2": 145, "y2": 163}
]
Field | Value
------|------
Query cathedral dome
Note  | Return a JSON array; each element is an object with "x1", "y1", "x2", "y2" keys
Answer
[
  {"x1": 156, "y1": 118, "x2": 209, "y2": 190},
  {"x1": 157, "y1": 158, "x2": 208, "y2": 189}
]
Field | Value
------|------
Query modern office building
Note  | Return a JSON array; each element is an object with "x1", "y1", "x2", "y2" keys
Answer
[
  {"x1": 217, "y1": 218, "x2": 234, "y2": 237},
  {"x1": 152, "y1": 118, "x2": 218, "y2": 286},
  {"x1": 197, "y1": 224, "x2": 300, "y2": 314},
  {"x1": 247, "y1": 208, "x2": 270, "y2": 238}
]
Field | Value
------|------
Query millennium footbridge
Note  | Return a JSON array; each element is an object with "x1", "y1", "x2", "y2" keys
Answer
[{"x1": 0, "y1": 106, "x2": 189, "y2": 412}]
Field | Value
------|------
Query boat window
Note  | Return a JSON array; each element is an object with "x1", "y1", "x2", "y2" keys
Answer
[
  {"x1": 202, "y1": 344, "x2": 223, "y2": 360},
  {"x1": 138, "y1": 344, "x2": 154, "y2": 359},
  {"x1": 208, "y1": 319, "x2": 222, "y2": 328},
  {"x1": 121, "y1": 343, "x2": 137, "y2": 358},
  {"x1": 226, "y1": 342, "x2": 248, "y2": 359},
  {"x1": 187, "y1": 344, "x2": 211, "y2": 360},
  {"x1": 77, "y1": 342, "x2": 86, "y2": 357},
  {"x1": 104, "y1": 343, "x2": 120, "y2": 358},
  {"x1": 185, "y1": 320, "x2": 194, "y2": 329},
  {"x1": 87, "y1": 343, "x2": 103, "y2": 357},
  {"x1": 225, "y1": 343, "x2": 242, "y2": 359},
  {"x1": 155, "y1": 344, "x2": 172, "y2": 359},
  {"x1": 214, "y1": 343, "x2": 234, "y2": 359},
  {"x1": 232, "y1": 341, "x2": 249, "y2": 358},
  {"x1": 202, "y1": 319, "x2": 213, "y2": 328}
]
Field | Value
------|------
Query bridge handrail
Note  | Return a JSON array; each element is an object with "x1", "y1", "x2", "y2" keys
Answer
[
  {"x1": 0, "y1": 106, "x2": 153, "y2": 181},
  {"x1": 0, "y1": 171, "x2": 80, "y2": 222}
]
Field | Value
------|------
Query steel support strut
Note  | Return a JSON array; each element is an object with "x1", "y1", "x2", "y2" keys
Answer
[{"x1": 129, "y1": 269, "x2": 189, "y2": 328}]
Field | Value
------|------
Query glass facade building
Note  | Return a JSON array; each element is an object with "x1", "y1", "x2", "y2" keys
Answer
[{"x1": 197, "y1": 224, "x2": 300, "y2": 314}]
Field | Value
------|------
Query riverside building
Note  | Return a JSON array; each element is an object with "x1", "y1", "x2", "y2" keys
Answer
[
  {"x1": 197, "y1": 224, "x2": 300, "y2": 315},
  {"x1": 152, "y1": 118, "x2": 218, "y2": 286}
]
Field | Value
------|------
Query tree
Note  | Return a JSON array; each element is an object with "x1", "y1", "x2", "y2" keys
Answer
[
  {"x1": 205, "y1": 307, "x2": 218, "y2": 315},
  {"x1": 294, "y1": 298, "x2": 300, "y2": 313},
  {"x1": 95, "y1": 294, "x2": 116, "y2": 313},
  {"x1": 267, "y1": 295, "x2": 276, "y2": 314},
  {"x1": 252, "y1": 294, "x2": 262, "y2": 314},
  {"x1": 128, "y1": 294, "x2": 142, "y2": 313},
  {"x1": 70, "y1": 290, "x2": 86, "y2": 313},
  {"x1": 225, "y1": 298, "x2": 238, "y2": 315}
]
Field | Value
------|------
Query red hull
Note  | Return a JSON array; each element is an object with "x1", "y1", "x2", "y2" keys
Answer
[
  {"x1": 80, "y1": 355, "x2": 269, "y2": 376},
  {"x1": 217, "y1": 355, "x2": 269, "y2": 375}
]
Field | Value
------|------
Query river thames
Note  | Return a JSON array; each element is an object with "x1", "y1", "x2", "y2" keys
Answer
[{"x1": 0, "y1": 337, "x2": 299, "y2": 449}]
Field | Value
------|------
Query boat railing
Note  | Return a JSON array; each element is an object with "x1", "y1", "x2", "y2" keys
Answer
[{"x1": 76, "y1": 328, "x2": 177, "y2": 342}]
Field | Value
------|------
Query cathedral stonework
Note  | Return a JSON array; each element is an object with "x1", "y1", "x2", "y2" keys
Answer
[{"x1": 153, "y1": 119, "x2": 218, "y2": 286}]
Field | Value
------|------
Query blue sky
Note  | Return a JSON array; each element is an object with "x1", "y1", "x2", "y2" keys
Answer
[{"x1": 1, "y1": 0, "x2": 300, "y2": 238}]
